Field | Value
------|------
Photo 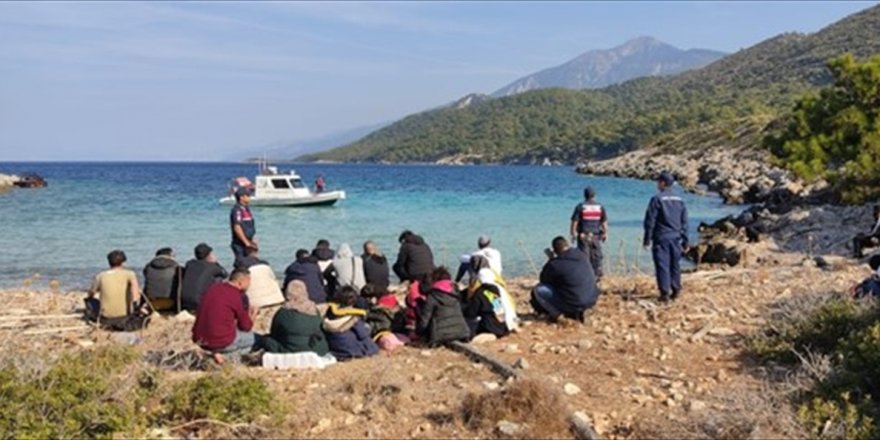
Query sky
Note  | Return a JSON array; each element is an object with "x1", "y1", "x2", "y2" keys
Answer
[{"x1": 0, "y1": 1, "x2": 875, "y2": 161}]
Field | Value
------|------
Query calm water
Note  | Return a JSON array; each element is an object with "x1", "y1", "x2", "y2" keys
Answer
[{"x1": 0, "y1": 162, "x2": 739, "y2": 289}]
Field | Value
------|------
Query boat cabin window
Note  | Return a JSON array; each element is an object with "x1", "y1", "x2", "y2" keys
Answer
[
  {"x1": 289, "y1": 179, "x2": 306, "y2": 189},
  {"x1": 271, "y1": 179, "x2": 291, "y2": 189}
]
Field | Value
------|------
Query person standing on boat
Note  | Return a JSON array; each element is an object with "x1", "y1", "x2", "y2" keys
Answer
[
  {"x1": 643, "y1": 172, "x2": 689, "y2": 303},
  {"x1": 570, "y1": 186, "x2": 607, "y2": 280},
  {"x1": 230, "y1": 187, "x2": 256, "y2": 262},
  {"x1": 315, "y1": 174, "x2": 325, "y2": 193}
]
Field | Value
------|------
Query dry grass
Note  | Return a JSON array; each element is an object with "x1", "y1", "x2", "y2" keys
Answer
[{"x1": 461, "y1": 378, "x2": 571, "y2": 438}]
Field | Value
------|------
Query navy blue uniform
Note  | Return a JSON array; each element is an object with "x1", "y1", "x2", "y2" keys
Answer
[
  {"x1": 230, "y1": 203, "x2": 255, "y2": 261},
  {"x1": 643, "y1": 188, "x2": 688, "y2": 298},
  {"x1": 571, "y1": 201, "x2": 607, "y2": 278}
]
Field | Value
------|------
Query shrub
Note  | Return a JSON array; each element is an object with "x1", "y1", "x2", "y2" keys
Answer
[
  {"x1": 0, "y1": 346, "x2": 147, "y2": 439},
  {"x1": 751, "y1": 295, "x2": 880, "y2": 438},
  {"x1": 160, "y1": 372, "x2": 276, "y2": 425},
  {"x1": 461, "y1": 378, "x2": 569, "y2": 437}
]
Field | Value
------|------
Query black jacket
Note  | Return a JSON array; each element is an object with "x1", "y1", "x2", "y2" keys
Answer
[
  {"x1": 393, "y1": 234, "x2": 435, "y2": 282},
  {"x1": 363, "y1": 254, "x2": 391, "y2": 292},
  {"x1": 283, "y1": 259, "x2": 327, "y2": 303},
  {"x1": 180, "y1": 259, "x2": 227, "y2": 312},
  {"x1": 539, "y1": 248, "x2": 598, "y2": 315},
  {"x1": 417, "y1": 281, "x2": 471, "y2": 345},
  {"x1": 143, "y1": 255, "x2": 181, "y2": 300},
  {"x1": 462, "y1": 284, "x2": 509, "y2": 338}
]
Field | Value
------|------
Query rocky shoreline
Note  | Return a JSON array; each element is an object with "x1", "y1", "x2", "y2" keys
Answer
[
  {"x1": 575, "y1": 137, "x2": 873, "y2": 269},
  {"x1": 576, "y1": 144, "x2": 825, "y2": 205}
]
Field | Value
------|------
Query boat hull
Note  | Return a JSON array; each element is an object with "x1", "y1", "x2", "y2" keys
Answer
[{"x1": 219, "y1": 190, "x2": 346, "y2": 207}]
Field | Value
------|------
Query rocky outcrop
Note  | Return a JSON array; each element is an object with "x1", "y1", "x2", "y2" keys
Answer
[
  {"x1": 577, "y1": 144, "x2": 824, "y2": 205},
  {"x1": 690, "y1": 203, "x2": 876, "y2": 268}
]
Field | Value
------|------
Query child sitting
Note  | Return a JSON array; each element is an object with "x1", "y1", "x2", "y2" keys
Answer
[
  {"x1": 417, "y1": 267, "x2": 471, "y2": 346},
  {"x1": 322, "y1": 286, "x2": 379, "y2": 360},
  {"x1": 853, "y1": 254, "x2": 880, "y2": 298},
  {"x1": 362, "y1": 284, "x2": 408, "y2": 351},
  {"x1": 404, "y1": 276, "x2": 427, "y2": 341}
]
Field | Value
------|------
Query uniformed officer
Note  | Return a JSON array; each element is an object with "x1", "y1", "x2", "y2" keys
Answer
[
  {"x1": 230, "y1": 187, "x2": 256, "y2": 261},
  {"x1": 643, "y1": 172, "x2": 689, "y2": 302},
  {"x1": 570, "y1": 186, "x2": 608, "y2": 279}
]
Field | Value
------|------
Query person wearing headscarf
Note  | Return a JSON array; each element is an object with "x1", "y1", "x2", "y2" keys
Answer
[
  {"x1": 324, "y1": 243, "x2": 366, "y2": 296},
  {"x1": 262, "y1": 280, "x2": 329, "y2": 355},
  {"x1": 461, "y1": 267, "x2": 520, "y2": 337}
]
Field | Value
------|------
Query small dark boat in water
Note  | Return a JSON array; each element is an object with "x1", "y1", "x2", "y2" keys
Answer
[{"x1": 13, "y1": 173, "x2": 47, "y2": 188}]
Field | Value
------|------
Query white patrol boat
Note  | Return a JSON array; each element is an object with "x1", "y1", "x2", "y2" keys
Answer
[{"x1": 219, "y1": 163, "x2": 346, "y2": 207}]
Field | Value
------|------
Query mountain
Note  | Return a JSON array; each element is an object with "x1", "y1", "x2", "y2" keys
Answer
[
  {"x1": 302, "y1": 4, "x2": 880, "y2": 164},
  {"x1": 234, "y1": 121, "x2": 388, "y2": 161},
  {"x1": 492, "y1": 37, "x2": 725, "y2": 97}
]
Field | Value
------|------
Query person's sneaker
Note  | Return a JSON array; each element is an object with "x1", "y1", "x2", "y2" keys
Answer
[
  {"x1": 670, "y1": 291, "x2": 681, "y2": 301},
  {"x1": 658, "y1": 295, "x2": 671, "y2": 303}
]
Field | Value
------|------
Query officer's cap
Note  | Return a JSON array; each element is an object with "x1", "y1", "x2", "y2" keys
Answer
[
  {"x1": 657, "y1": 172, "x2": 675, "y2": 186},
  {"x1": 235, "y1": 187, "x2": 251, "y2": 199}
]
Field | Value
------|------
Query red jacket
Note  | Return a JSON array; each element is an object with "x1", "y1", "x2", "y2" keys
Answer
[
  {"x1": 192, "y1": 282, "x2": 253, "y2": 350},
  {"x1": 405, "y1": 280, "x2": 425, "y2": 336}
]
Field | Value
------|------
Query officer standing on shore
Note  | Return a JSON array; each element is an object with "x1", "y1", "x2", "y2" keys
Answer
[
  {"x1": 570, "y1": 186, "x2": 608, "y2": 279},
  {"x1": 230, "y1": 187, "x2": 256, "y2": 261},
  {"x1": 643, "y1": 172, "x2": 689, "y2": 302}
]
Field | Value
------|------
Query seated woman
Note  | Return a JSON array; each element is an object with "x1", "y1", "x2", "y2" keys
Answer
[
  {"x1": 324, "y1": 243, "x2": 366, "y2": 296},
  {"x1": 417, "y1": 267, "x2": 471, "y2": 346},
  {"x1": 322, "y1": 286, "x2": 379, "y2": 360},
  {"x1": 363, "y1": 284, "x2": 407, "y2": 351},
  {"x1": 462, "y1": 269, "x2": 517, "y2": 338},
  {"x1": 262, "y1": 280, "x2": 329, "y2": 355}
]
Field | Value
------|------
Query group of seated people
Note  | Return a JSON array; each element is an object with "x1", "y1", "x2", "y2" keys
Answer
[{"x1": 87, "y1": 230, "x2": 601, "y2": 364}]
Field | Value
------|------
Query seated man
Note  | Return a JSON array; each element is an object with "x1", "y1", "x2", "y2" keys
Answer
[
  {"x1": 455, "y1": 235, "x2": 503, "y2": 284},
  {"x1": 86, "y1": 249, "x2": 145, "y2": 330},
  {"x1": 283, "y1": 249, "x2": 327, "y2": 304},
  {"x1": 181, "y1": 243, "x2": 228, "y2": 313},
  {"x1": 393, "y1": 230, "x2": 435, "y2": 282},
  {"x1": 191, "y1": 268, "x2": 260, "y2": 364},
  {"x1": 853, "y1": 205, "x2": 880, "y2": 258},
  {"x1": 853, "y1": 254, "x2": 880, "y2": 298},
  {"x1": 312, "y1": 239, "x2": 335, "y2": 273},
  {"x1": 142, "y1": 247, "x2": 181, "y2": 312},
  {"x1": 530, "y1": 236, "x2": 599, "y2": 322}
]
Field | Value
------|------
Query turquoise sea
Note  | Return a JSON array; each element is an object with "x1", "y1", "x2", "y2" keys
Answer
[{"x1": 0, "y1": 163, "x2": 740, "y2": 289}]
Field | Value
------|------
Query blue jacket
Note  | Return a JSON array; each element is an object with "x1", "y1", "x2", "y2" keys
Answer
[
  {"x1": 322, "y1": 304, "x2": 379, "y2": 360},
  {"x1": 539, "y1": 248, "x2": 599, "y2": 315},
  {"x1": 283, "y1": 259, "x2": 327, "y2": 304},
  {"x1": 644, "y1": 188, "x2": 689, "y2": 247},
  {"x1": 855, "y1": 276, "x2": 880, "y2": 298}
]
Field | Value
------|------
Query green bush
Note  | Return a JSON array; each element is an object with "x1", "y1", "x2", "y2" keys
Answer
[
  {"x1": 751, "y1": 296, "x2": 880, "y2": 438},
  {"x1": 749, "y1": 298, "x2": 877, "y2": 364},
  {"x1": 160, "y1": 372, "x2": 276, "y2": 425},
  {"x1": 798, "y1": 393, "x2": 876, "y2": 440},
  {"x1": 0, "y1": 346, "x2": 146, "y2": 439},
  {"x1": 767, "y1": 54, "x2": 880, "y2": 203},
  {"x1": 0, "y1": 348, "x2": 280, "y2": 438}
]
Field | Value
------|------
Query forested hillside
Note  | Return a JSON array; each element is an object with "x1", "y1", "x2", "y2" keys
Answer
[{"x1": 303, "y1": 5, "x2": 880, "y2": 164}]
